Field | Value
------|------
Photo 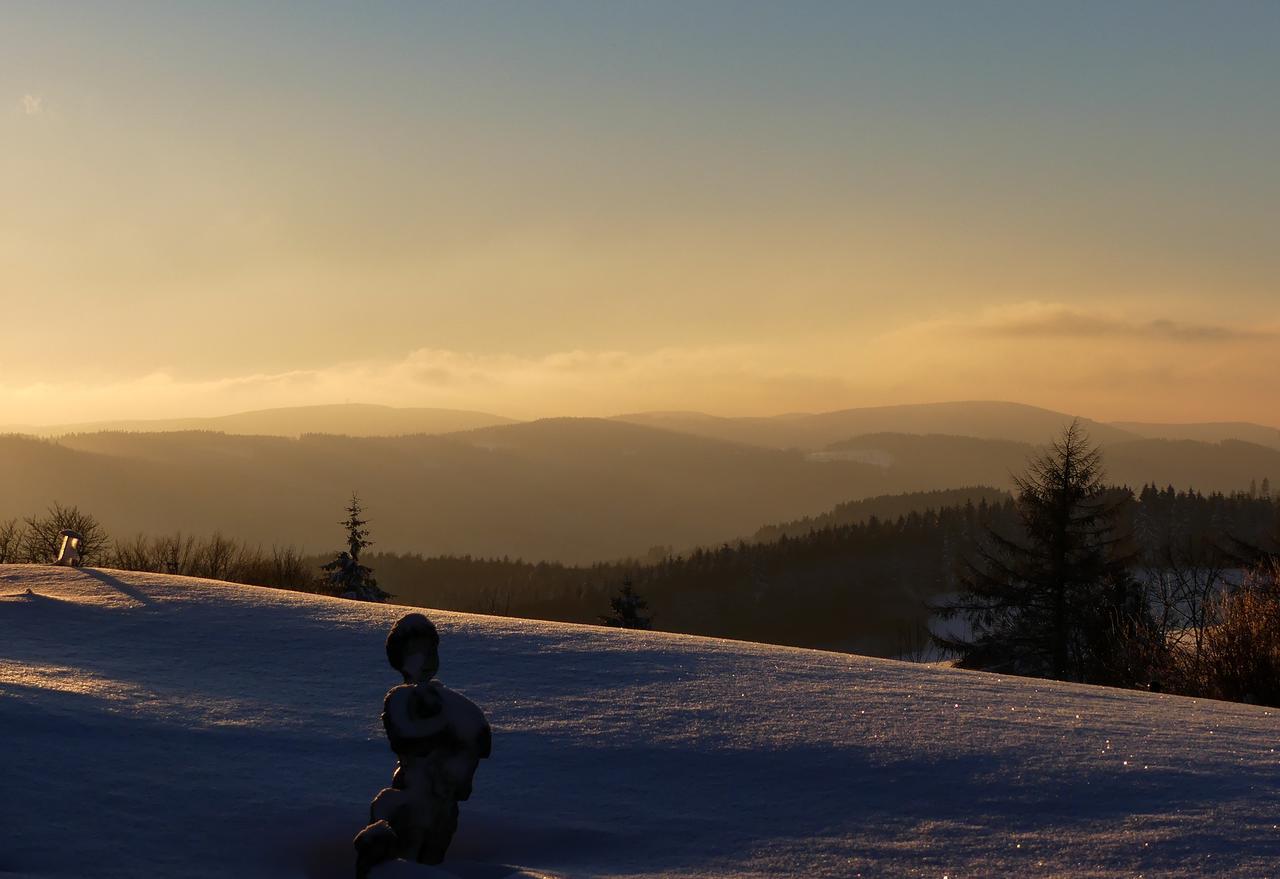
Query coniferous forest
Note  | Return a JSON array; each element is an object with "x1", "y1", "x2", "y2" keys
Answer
[
  {"x1": 7, "y1": 471, "x2": 1274, "y2": 661},
  {"x1": 343, "y1": 481, "x2": 1280, "y2": 657}
]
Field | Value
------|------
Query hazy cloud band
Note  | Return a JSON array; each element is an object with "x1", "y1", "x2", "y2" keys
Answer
[{"x1": 0, "y1": 304, "x2": 1275, "y2": 427}]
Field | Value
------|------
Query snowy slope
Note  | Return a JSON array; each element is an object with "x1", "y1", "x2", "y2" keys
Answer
[{"x1": 2, "y1": 566, "x2": 1278, "y2": 878}]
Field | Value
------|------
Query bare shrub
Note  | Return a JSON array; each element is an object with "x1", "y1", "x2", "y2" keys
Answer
[
  {"x1": 893, "y1": 619, "x2": 937, "y2": 663},
  {"x1": 193, "y1": 532, "x2": 239, "y2": 581},
  {"x1": 20, "y1": 503, "x2": 109, "y2": 564},
  {"x1": 228, "y1": 543, "x2": 316, "y2": 592},
  {"x1": 104, "y1": 533, "x2": 318, "y2": 593},
  {"x1": 0, "y1": 519, "x2": 25, "y2": 563},
  {"x1": 1198, "y1": 560, "x2": 1280, "y2": 706},
  {"x1": 154, "y1": 533, "x2": 199, "y2": 574},
  {"x1": 471, "y1": 584, "x2": 512, "y2": 617}
]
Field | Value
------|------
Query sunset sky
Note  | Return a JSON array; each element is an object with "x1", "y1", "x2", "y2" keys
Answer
[{"x1": 3, "y1": 2, "x2": 1277, "y2": 424}]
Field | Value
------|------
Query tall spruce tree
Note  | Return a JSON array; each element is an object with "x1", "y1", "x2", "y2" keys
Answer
[
  {"x1": 935, "y1": 421, "x2": 1140, "y2": 683},
  {"x1": 322, "y1": 493, "x2": 388, "y2": 602}
]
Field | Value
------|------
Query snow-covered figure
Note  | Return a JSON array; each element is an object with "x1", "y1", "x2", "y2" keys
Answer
[
  {"x1": 385, "y1": 613, "x2": 440, "y2": 684},
  {"x1": 353, "y1": 821, "x2": 399, "y2": 879},
  {"x1": 54, "y1": 530, "x2": 83, "y2": 567},
  {"x1": 354, "y1": 613, "x2": 491, "y2": 874}
]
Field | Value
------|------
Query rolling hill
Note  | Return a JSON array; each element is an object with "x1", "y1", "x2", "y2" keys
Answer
[
  {"x1": 1113, "y1": 421, "x2": 1280, "y2": 451},
  {"x1": 812, "y1": 432, "x2": 1280, "y2": 496},
  {"x1": 615, "y1": 401, "x2": 1138, "y2": 449},
  {"x1": 618, "y1": 403, "x2": 1280, "y2": 454},
  {"x1": 1, "y1": 420, "x2": 1276, "y2": 563},
  {"x1": 3, "y1": 403, "x2": 517, "y2": 439},
  {"x1": 9, "y1": 401, "x2": 1274, "y2": 459},
  {"x1": 0, "y1": 421, "x2": 886, "y2": 563},
  {"x1": 750, "y1": 486, "x2": 1012, "y2": 542}
]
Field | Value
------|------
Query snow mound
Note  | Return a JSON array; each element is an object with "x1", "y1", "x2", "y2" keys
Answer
[{"x1": 2, "y1": 564, "x2": 1278, "y2": 877}]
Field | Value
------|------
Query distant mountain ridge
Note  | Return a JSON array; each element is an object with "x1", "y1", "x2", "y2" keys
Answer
[
  {"x1": 1112, "y1": 421, "x2": 1280, "y2": 451},
  {"x1": 0, "y1": 417, "x2": 1276, "y2": 563},
  {"x1": 617, "y1": 402, "x2": 1280, "y2": 451},
  {"x1": 0, "y1": 420, "x2": 886, "y2": 563},
  {"x1": 4, "y1": 403, "x2": 517, "y2": 439},
  {"x1": 6, "y1": 400, "x2": 1275, "y2": 452},
  {"x1": 615, "y1": 401, "x2": 1136, "y2": 448}
]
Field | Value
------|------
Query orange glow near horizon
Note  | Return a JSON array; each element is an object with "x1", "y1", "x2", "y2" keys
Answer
[{"x1": 2, "y1": 4, "x2": 1276, "y2": 426}]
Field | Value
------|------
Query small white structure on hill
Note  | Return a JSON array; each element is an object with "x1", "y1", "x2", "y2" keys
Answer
[{"x1": 54, "y1": 530, "x2": 84, "y2": 567}]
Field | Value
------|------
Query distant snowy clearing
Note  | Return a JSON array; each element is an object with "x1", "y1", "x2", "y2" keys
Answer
[{"x1": 1, "y1": 566, "x2": 1278, "y2": 878}]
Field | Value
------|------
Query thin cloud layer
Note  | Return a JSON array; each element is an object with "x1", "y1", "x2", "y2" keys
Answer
[
  {"x1": 869, "y1": 303, "x2": 1279, "y2": 422},
  {"x1": 964, "y1": 303, "x2": 1274, "y2": 343},
  {"x1": 0, "y1": 303, "x2": 1275, "y2": 427},
  {"x1": 0, "y1": 345, "x2": 854, "y2": 426}
]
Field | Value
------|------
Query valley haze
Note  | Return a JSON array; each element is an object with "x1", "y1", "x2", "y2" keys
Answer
[{"x1": 3, "y1": 400, "x2": 1276, "y2": 563}]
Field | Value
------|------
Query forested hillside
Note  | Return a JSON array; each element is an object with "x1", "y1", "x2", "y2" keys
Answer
[
  {"x1": 355, "y1": 486, "x2": 1280, "y2": 656},
  {"x1": 2, "y1": 419, "x2": 1276, "y2": 563}
]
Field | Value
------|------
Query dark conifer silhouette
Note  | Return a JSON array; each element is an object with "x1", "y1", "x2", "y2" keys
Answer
[
  {"x1": 322, "y1": 493, "x2": 388, "y2": 602},
  {"x1": 935, "y1": 421, "x2": 1142, "y2": 682},
  {"x1": 600, "y1": 579, "x2": 652, "y2": 629}
]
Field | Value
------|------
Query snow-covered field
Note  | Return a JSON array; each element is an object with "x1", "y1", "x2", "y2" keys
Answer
[{"x1": 2, "y1": 566, "x2": 1278, "y2": 878}]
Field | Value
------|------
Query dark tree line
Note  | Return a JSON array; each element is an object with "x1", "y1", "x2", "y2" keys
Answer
[
  {"x1": 352, "y1": 497, "x2": 1020, "y2": 654},
  {"x1": 359, "y1": 474, "x2": 1276, "y2": 661},
  {"x1": 1, "y1": 497, "x2": 386, "y2": 601},
  {"x1": 8, "y1": 461, "x2": 1278, "y2": 676}
]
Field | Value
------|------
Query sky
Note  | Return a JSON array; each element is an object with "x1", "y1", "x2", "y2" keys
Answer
[{"x1": 2, "y1": 1, "x2": 1278, "y2": 424}]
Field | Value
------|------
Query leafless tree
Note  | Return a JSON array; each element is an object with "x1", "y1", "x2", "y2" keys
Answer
[
  {"x1": 0, "y1": 519, "x2": 25, "y2": 563},
  {"x1": 20, "y1": 503, "x2": 109, "y2": 564}
]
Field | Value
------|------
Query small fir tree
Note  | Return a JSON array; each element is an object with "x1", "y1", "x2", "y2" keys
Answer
[
  {"x1": 600, "y1": 579, "x2": 652, "y2": 630},
  {"x1": 322, "y1": 493, "x2": 388, "y2": 602}
]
